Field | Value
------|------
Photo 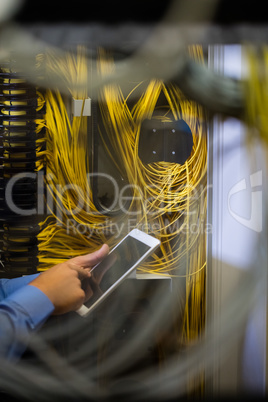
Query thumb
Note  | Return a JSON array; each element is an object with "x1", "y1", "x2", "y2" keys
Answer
[{"x1": 71, "y1": 244, "x2": 110, "y2": 268}]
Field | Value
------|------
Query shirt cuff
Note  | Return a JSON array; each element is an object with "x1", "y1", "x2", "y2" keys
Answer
[{"x1": 5, "y1": 285, "x2": 55, "y2": 330}]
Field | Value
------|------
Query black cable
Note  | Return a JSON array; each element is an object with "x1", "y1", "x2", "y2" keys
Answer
[{"x1": 0, "y1": 59, "x2": 44, "y2": 276}]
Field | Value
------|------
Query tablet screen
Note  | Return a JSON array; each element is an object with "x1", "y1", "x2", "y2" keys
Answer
[{"x1": 90, "y1": 236, "x2": 150, "y2": 293}]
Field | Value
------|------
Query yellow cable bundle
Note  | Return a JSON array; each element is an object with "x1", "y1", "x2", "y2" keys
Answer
[
  {"x1": 97, "y1": 49, "x2": 207, "y2": 277},
  {"x1": 38, "y1": 48, "x2": 109, "y2": 267},
  {"x1": 245, "y1": 45, "x2": 268, "y2": 146},
  {"x1": 97, "y1": 48, "x2": 207, "y2": 393},
  {"x1": 37, "y1": 47, "x2": 207, "y2": 355}
]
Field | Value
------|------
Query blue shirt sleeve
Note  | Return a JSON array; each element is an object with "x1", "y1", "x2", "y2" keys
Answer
[
  {"x1": 0, "y1": 277, "x2": 54, "y2": 361},
  {"x1": 0, "y1": 274, "x2": 39, "y2": 301}
]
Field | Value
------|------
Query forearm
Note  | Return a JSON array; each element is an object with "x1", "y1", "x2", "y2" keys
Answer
[{"x1": 0, "y1": 285, "x2": 54, "y2": 361}]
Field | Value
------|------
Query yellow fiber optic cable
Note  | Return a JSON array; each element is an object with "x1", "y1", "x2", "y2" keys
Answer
[
  {"x1": 37, "y1": 47, "x2": 207, "y2": 369},
  {"x1": 245, "y1": 46, "x2": 268, "y2": 145}
]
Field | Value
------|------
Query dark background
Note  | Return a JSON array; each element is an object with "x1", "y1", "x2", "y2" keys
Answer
[{"x1": 15, "y1": 0, "x2": 268, "y2": 24}]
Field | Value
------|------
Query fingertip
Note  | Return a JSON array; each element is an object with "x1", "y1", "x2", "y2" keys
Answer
[{"x1": 85, "y1": 268, "x2": 91, "y2": 277}]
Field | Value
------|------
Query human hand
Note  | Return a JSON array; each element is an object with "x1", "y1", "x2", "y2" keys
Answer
[
  {"x1": 83, "y1": 251, "x2": 117, "y2": 302},
  {"x1": 29, "y1": 244, "x2": 109, "y2": 315},
  {"x1": 70, "y1": 244, "x2": 110, "y2": 302}
]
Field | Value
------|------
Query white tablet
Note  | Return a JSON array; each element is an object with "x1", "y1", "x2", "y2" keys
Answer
[{"x1": 76, "y1": 229, "x2": 160, "y2": 317}]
